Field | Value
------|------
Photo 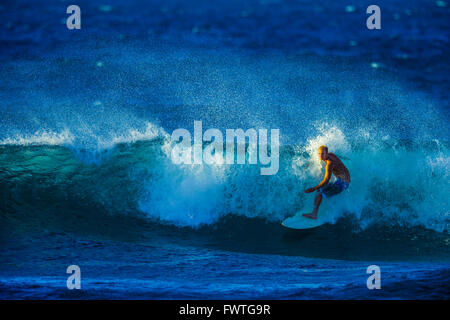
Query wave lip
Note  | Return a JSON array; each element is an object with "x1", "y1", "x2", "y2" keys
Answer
[
  {"x1": 0, "y1": 129, "x2": 75, "y2": 146},
  {"x1": 0, "y1": 122, "x2": 168, "y2": 149}
]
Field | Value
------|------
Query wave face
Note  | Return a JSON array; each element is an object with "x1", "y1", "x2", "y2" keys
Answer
[{"x1": 1, "y1": 124, "x2": 448, "y2": 233}]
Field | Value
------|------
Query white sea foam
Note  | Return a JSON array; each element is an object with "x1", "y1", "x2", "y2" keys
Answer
[{"x1": 0, "y1": 129, "x2": 75, "y2": 146}]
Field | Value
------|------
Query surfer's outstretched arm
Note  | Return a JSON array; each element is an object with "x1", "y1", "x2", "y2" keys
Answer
[{"x1": 305, "y1": 160, "x2": 333, "y2": 193}]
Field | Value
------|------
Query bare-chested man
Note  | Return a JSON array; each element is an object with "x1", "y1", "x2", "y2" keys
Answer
[{"x1": 302, "y1": 145, "x2": 350, "y2": 219}]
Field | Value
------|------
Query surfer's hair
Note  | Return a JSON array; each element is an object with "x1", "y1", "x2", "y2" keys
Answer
[{"x1": 318, "y1": 145, "x2": 328, "y2": 153}]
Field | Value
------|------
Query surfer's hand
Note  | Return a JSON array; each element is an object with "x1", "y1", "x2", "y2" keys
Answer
[{"x1": 304, "y1": 187, "x2": 315, "y2": 193}]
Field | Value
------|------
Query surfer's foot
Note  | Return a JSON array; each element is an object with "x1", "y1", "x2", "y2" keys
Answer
[{"x1": 302, "y1": 213, "x2": 317, "y2": 220}]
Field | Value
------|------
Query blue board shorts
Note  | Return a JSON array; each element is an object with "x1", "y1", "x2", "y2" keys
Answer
[{"x1": 319, "y1": 179, "x2": 349, "y2": 198}]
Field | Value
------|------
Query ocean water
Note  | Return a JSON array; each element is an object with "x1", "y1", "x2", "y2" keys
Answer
[{"x1": 0, "y1": 0, "x2": 449, "y2": 299}]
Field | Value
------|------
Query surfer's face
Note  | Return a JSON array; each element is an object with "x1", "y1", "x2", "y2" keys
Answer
[{"x1": 318, "y1": 150, "x2": 327, "y2": 161}]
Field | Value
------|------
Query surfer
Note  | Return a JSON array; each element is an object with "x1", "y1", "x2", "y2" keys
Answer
[{"x1": 302, "y1": 145, "x2": 350, "y2": 219}]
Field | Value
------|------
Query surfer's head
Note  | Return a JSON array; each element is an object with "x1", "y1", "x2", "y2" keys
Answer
[{"x1": 318, "y1": 145, "x2": 328, "y2": 160}]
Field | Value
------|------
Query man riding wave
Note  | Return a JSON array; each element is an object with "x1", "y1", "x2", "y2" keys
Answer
[{"x1": 302, "y1": 145, "x2": 351, "y2": 219}]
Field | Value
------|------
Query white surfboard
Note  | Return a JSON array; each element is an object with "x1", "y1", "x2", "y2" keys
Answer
[{"x1": 281, "y1": 212, "x2": 327, "y2": 229}]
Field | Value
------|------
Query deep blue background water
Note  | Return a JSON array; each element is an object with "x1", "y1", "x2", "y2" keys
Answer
[{"x1": 0, "y1": 0, "x2": 449, "y2": 299}]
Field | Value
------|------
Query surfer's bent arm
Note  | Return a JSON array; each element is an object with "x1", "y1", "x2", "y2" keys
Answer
[{"x1": 313, "y1": 161, "x2": 332, "y2": 191}]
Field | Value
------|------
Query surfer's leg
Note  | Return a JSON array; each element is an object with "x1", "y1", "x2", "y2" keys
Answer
[
  {"x1": 302, "y1": 191, "x2": 322, "y2": 219},
  {"x1": 313, "y1": 191, "x2": 323, "y2": 214}
]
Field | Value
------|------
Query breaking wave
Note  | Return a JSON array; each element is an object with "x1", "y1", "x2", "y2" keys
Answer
[{"x1": 0, "y1": 123, "x2": 448, "y2": 234}]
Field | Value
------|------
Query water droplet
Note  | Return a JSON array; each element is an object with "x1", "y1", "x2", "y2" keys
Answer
[
  {"x1": 99, "y1": 5, "x2": 112, "y2": 12},
  {"x1": 345, "y1": 5, "x2": 356, "y2": 13}
]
